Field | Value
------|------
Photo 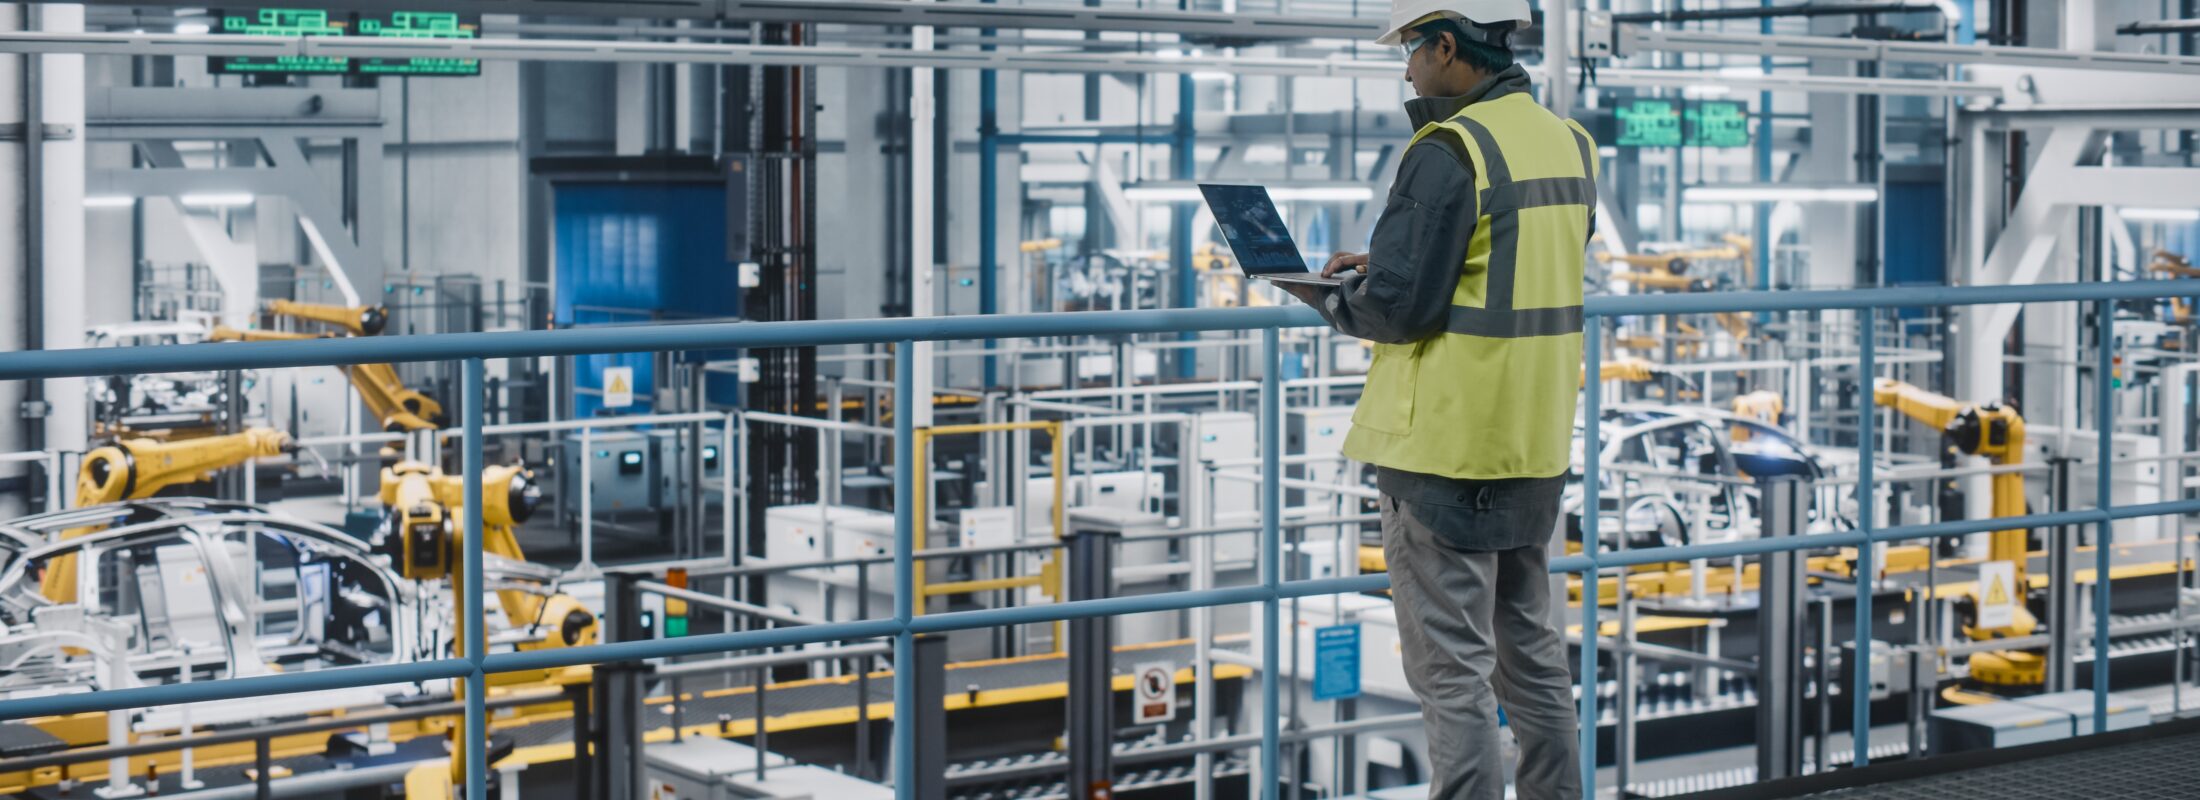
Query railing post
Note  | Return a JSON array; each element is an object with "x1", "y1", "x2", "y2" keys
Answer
[
  {"x1": 2095, "y1": 300, "x2": 2115, "y2": 729},
  {"x1": 893, "y1": 341, "x2": 917, "y2": 797},
  {"x1": 1854, "y1": 312, "x2": 1876, "y2": 767},
  {"x1": 463, "y1": 357, "x2": 488, "y2": 799},
  {"x1": 1260, "y1": 327, "x2": 1281, "y2": 800},
  {"x1": 1579, "y1": 314, "x2": 1602, "y2": 800}
]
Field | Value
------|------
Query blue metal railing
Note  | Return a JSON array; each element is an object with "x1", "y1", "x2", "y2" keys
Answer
[{"x1": 0, "y1": 279, "x2": 2196, "y2": 800}]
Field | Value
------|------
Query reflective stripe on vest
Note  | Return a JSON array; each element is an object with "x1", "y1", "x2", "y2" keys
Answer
[
  {"x1": 1345, "y1": 95, "x2": 1594, "y2": 481},
  {"x1": 1413, "y1": 110, "x2": 1596, "y2": 339}
]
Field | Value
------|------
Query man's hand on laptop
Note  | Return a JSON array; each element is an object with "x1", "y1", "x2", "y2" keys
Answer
[{"x1": 1322, "y1": 252, "x2": 1369, "y2": 278}]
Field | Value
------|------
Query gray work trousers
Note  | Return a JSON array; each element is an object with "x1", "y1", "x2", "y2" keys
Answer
[{"x1": 1382, "y1": 493, "x2": 1581, "y2": 800}]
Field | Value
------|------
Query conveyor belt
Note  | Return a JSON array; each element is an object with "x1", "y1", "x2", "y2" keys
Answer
[{"x1": 495, "y1": 638, "x2": 1249, "y2": 759}]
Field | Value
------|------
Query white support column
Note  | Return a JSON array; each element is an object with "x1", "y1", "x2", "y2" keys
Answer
[
  {"x1": 0, "y1": 6, "x2": 27, "y2": 520},
  {"x1": 911, "y1": 14, "x2": 937, "y2": 430},
  {"x1": 1542, "y1": 0, "x2": 1572, "y2": 114},
  {"x1": 615, "y1": 58, "x2": 650, "y2": 155},
  {"x1": 39, "y1": 3, "x2": 86, "y2": 455}
]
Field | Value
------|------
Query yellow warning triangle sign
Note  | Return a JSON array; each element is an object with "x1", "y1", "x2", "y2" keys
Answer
[
  {"x1": 607, "y1": 373, "x2": 630, "y2": 395},
  {"x1": 1985, "y1": 575, "x2": 2010, "y2": 606}
]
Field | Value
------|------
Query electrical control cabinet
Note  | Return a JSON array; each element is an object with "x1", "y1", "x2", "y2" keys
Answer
[
  {"x1": 648, "y1": 428, "x2": 726, "y2": 511},
  {"x1": 559, "y1": 431, "x2": 656, "y2": 515}
]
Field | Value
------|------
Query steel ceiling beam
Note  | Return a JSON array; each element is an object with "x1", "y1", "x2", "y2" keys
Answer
[
  {"x1": 0, "y1": 31, "x2": 2003, "y2": 98},
  {"x1": 43, "y1": 0, "x2": 1389, "y2": 41},
  {"x1": 1628, "y1": 26, "x2": 2200, "y2": 76}
]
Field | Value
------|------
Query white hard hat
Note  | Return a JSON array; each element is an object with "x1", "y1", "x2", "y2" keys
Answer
[{"x1": 1372, "y1": 0, "x2": 1534, "y2": 47}]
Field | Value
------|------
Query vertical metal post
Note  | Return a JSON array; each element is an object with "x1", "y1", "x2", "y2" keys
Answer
[
  {"x1": 753, "y1": 667, "x2": 767, "y2": 779},
  {"x1": 911, "y1": 634, "x2": 949, "y2": 799},
  {"x1": 1260, "y1": 328, "x2": 1281, "y2": 800},
  {"x1": 1853, "y1": 311, "x2": 1877, "y2": 766},
  {"x1": 722, "y1": 414, "x2": 736, "y2": 561},
  {"x1": 858, "y1": 563, "x2": 873, "y2": 778},
  {"x1": 464, "y1": 358, "x2": 488, "y2": 799},
  {"x1": 567, "y1": 681, "x2": 594, "y2": 800},
  {"x1": 893, "y1": 342, "x2": 917, "y2": 795},
  {"x1": 1171, "y1": 66, "x2": 1198, "y2": 379},
  {"x1": 581, "y1": 425, "x2": 596, "y2": 572},
  {"x1": 1580, "y1": 317, "x2": 1603, "y2": 800},
  {"x1": 2048, "y1": 458, "x2": 2078, "y2": 694},
  {"x1": 255, "y1": 736, "x2": 271, "y2": 800},
  {"x1": 1067, "y1": 523, "x2": 1116, "y2": 799},
  {"x1": 978, "y1": 63, "x2": 999, "y2": 388},
  {"x1": 2094, "y1": 301, "x2": 2115, "y2": 728},
  {"x1": 1757, "y1": 476, "x2": 1808, "y2": 780}
]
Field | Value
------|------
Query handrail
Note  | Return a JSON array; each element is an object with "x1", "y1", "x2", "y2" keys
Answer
[
  {"x1": 0, "y1": 280, "x2": 2190, "y2": 381},
  {"x1": 1, "y1": 279, "x2": 2195, "y2": 800}
]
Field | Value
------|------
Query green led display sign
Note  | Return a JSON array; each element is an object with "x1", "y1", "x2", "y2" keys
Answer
[
  {"x1": 356, "y1": 11, "x2": 481, "y2": 76},
  {"x1": 1690, "y1": 101, "x2": 1751, "y2": 148},
  {"x1": 214, "y1": 9, "x2": 349, "y2": 74},
  {"x1": 212, "y1": 8, "x2": 480, "y2": 77},
  {"x1": 1614, "y1": 99, "x2": 1751, "y2": 149}
]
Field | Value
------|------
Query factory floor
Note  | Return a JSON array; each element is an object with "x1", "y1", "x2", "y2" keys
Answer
[{"x1": 1788, "y1": 727, "x2": 2200, "y2": 799}]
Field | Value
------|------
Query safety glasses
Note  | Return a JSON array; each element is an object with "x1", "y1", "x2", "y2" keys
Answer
[{"x1": 1398, "y1": 34, "x2": 1432, "y2": 60}]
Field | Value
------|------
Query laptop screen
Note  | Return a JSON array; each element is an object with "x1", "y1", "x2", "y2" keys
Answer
[{"x1": 1200, "y1": 184, "x2": 1307, "y2": 274}]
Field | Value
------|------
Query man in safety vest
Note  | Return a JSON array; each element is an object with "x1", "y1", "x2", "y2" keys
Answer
[{"x1": 1276, "y1": 1, "x2": 1592, "y2": 796}]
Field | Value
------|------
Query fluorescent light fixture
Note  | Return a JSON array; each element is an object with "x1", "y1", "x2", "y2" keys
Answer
[
  {"x1": 82, "y1": 195, "x2": 137, "y2": 208},
  {"x1": 2118, "y1": 207, "x2": 2200, "y2": 223},
  {"x1": 1685, "y1": 185, "x2": 1878, "y2": 204},
  {"x1": 1269, "y1": 186, "x2": 1375, "y2": 202},
  {"x1": 1191, "y1": 71, "x2": 1234, "y2": 82},
  {"x1": 1718, "y1": 65, "x2": 1771, "y2": 78},
  {"x1": 1121, "y1": 184, "x2": 1375, "y2": 203},
  {"x1": 1121, "y1": 186, "x2": 1205, "y2": 203},
  {"x1": 1682, "y1": 84, "x2": 1731, "y2": 98},
  {"x1": 178, "y1": 192, "x2": 256, "y2": 208},
  {"x1": 174, "y1": 22, "x2": 210, "y2": 34}
]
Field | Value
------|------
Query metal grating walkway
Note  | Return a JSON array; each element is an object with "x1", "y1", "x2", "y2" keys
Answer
[{"x1": 1790, "y1": 729, "x2": 2200, "y2": 799}]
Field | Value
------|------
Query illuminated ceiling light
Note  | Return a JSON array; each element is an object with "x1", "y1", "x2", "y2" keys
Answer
[
  {"x1": 1268, "y1": 186, "x2": 1376, "y2": 202},
  {"x1": 174, "y1": 22, "x2": 211, "y2": 35},
  {"x1": 2118, "y1": 207, "x2": 2200, "y2": 223},
  {"x1": 82, "y1": 195, "x2": 137, "y2": 208},
  {"x1": 1191, "y1": 71, "x2": 1234, "y2": 81},
  {"x1": 1120, "y1": 183, "x2": 1375, "y2": 203},
  {"x1": 178, "y1": 192, "x2": 256, "y2": 208},
  {"x1": 1685, "y1": 185, "x2": 1878, "y2": 204},
  {"x1": 1682, "y1": 84, "x2": 1731, "y2": 98},
  {"x1": 1121, "y1": 186, "x2": 1205, "y2": 203}
]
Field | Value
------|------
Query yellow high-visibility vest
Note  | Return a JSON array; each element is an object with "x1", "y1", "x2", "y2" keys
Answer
[{"x1": 1342, "y1": 92, "x2": 1596, "y2": 480}]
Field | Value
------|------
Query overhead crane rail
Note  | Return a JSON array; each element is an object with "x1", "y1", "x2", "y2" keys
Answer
[{"x1": 1, "y1": 279, "x2": 2198, "y2": 800}]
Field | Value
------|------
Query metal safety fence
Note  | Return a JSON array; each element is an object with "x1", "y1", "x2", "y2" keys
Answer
[{"x1": 0, "y1": 278, "x2": 2195, "y2": 800}]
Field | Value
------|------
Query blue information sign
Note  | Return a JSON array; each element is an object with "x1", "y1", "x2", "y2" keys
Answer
[{"x1": 1313, "y1": 624, "x2": 1362, "y2": 701}]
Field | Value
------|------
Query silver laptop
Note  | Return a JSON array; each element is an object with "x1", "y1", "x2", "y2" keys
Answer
[{"x1": 1199, "y1": 184, "x2": 1343, "y2": 287}]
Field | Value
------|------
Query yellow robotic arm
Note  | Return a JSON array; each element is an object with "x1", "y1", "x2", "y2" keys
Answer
[
  {"x1": 41, "y1": 428, "x2": 293, "y2": 603},
  {"x1": 349, "y1": 363, "x2": 444, "y2": 432},
  {"x1": 377, "y1": 462, "x2": 597, "y2": 652},
  {"x1": 1872, "y1": 378, "x2": 1964, "y2": 433},
  {"x1": 267, "y1": 299, "x2": 389, "y2": 337},
  {"x1": 1730, "y1": 390, "x2": 1784, "y2": 442},
  {"x1": 1872, "y1": 379, "x2": 2039, "y2": 683},
  {"x1": 208, "y1": 326, "x2": 329, "y2": 343},
  {"x1": 207, "y1": 322, "x2": 442, "y2": 432},
  {"x1": 1583, "y1": 356, "x2": 1659, "y2": 386}
]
